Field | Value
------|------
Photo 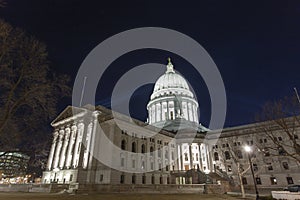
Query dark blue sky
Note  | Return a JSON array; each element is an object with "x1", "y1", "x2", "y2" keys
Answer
[{"x1": 2, "y1": 0, "x2": 300, "y2": 127}]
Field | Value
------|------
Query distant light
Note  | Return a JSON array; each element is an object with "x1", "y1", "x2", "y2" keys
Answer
[{"x1": 244, "y1": 145, "x2": 251, "y2": 152}]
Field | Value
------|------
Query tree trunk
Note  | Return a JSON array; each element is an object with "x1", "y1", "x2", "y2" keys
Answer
[{"x1": 238, "y1": 163, "x2": 246, "y2": 198}]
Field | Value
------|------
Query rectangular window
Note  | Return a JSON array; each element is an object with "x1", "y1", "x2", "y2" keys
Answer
[
  {"x1": 253, "y1": 163, "x2": 258, "y2": 171},
  {"x1": 256, "y1": 177, "x2": 262, "y2": 185},
  {"x1": 279, "y1": 147, "x2": 286, "y2": 156},
  {"x1": 121, "y1": 158, "x2": 124, "y2": 167},
  {"x1": 282, "y1": 162, "x2": 289, "y2": 170},
  {"x1": 100, "y1": 174, "x2": 103, "y2": 182},
  {"x1": 142, "y1": 175, "x2": 146, "y2": 184},
  {"x1": 264, "y1": 150, "x2": 270, "y2": 157},
  {"x1": 69, "y1": 174, "x2": 73, "y2": 182},
  {"x1": 287, "y1": 177, "x2": 294, "y2": 185},
  {"x1": 270, "y1": 177, "x2": 277, "y2": 185},
  {"x1": 132, "y1": 175, "x2": 136, "y2": 184},
  {"x1": 242, "y1": 177, "x2": 247, "y2": 185},
  {"x1": 120, "y1": 175, "x2": 125, "y2": 184},
  {"x1": 184, "y1": 153, "x2": 188, "y2": 161},
  {"x1": 227, "y1": 165, "x2": 232, "y2": 172},
  {"x1": 267, "y1": 163, "x2": 273, "y2": 170}
]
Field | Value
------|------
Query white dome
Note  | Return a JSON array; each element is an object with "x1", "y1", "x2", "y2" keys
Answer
[
  {"x1": 150, "y1": 59, "x2": 194, "y2": 100},
  {"x1": 147, "y1": 58, "x2": 199, "y2": 125},
  {"x1": 153, "y1": 72, "x2": 190, "y2": 92}
]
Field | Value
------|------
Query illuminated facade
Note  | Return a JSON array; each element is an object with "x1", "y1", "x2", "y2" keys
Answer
[
  {"x1": 0, "y1": 152, "x2": 30, "y2": 179},
  {"x1": 43, "y1": 59, "x2": 300, "y2": 190}
]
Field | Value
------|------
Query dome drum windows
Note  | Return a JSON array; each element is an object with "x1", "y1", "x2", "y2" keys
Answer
[
  {"x1": 121, "y1": 140, "x2": 126, "y2": 150},
  {"x1": 132, "y1": 142, "x2": 136, "y2": 153}
]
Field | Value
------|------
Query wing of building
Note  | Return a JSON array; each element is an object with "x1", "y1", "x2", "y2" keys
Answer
[{"x1": 42, "y1": 59, "x2": 300, "y2": 192}]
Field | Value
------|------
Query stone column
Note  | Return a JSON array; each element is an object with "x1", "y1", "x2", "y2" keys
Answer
[
  {"x1": 83, "y1": 122, "x2": 93, "y2": 169},
  {"x1": 148, "y1": 107, "x2": 152, "y2": 124},
  {"x1": 88, "y1": 112, "x2": 99, "y2": 169},
  {"x1": 53, "y1": 129, "x2": 64, "y2": 169},
  {"x1": 59, "y1": 127, "x2": 70, "y2": 169},
  {"x1": 152, "y1": 104, "x2": 155, "y2": 123},
  {"x1": 73, "y1": 122, "x2": 84, "y2": 168},
  {"x1": 166, "y1": 101, "x2": 169, "y2": 120},
  {"x1": 189, "y1": 144, "x2": 193, "y2": 169},
  {"x1": 65, "y1": 124, "x2": 77, "y2": 168},
  {"x1": 206, "y1": 144, "x2": 213, "y2": 172},
  {"x1": 47, "y1": 131, "x2": 59, "y2": 170},
  {"x1": 180, "y1": 144, "x2": 184, "y2": 170},
  {"x1": 193, "y1": 104, "x2": 198, "y2": 123},
  {"x1": 176, "y1": 144, "x2": 180, "y2": 171},
  {"x1": 198, "y1": 143, "x2": 203, "y2": 171}
]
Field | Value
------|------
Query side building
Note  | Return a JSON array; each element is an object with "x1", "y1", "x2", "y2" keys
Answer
[{"x1": 209, "y1": 122, "x2": 300, "y2": 189}]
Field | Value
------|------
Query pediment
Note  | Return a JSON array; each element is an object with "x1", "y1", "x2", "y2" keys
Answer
[{"x1": 51, "y1": 106, "x2": 86, "y2": 126}]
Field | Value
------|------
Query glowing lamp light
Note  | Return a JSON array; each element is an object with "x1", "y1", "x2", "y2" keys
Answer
[{"x1": 244, "y1": 145, "x2": 251, "y2": 153}]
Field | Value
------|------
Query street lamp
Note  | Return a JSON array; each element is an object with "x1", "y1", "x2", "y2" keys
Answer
[{"x1": 244, "y1": 145, "x2": 259, "y2": 200}]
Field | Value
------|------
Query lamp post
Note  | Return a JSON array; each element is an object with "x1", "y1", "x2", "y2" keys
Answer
[{"x1": 244, "y1": 145, "x2": 259, "y2": 200}]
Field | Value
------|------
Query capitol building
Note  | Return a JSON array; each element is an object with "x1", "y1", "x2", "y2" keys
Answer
[{"x1": 42, "y1": 59, "x2": 300, "y2": 192}]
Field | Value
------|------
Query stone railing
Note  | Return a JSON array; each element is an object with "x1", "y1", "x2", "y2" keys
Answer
[{"x1": 271, "y1": 191, "x2": 300, "y2": 200}]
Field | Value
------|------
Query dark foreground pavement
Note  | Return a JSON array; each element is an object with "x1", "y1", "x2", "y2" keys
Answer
[{"x1": 0, "y1": 192, "x2": 257, "y2": 200}]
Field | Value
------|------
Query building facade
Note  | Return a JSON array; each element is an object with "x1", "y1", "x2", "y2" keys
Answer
[{"x1": 43, "y1": 59, "x2": 300, "y2": 190}]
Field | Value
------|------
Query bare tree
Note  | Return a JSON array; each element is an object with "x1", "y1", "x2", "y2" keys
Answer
[
  {"x1": 220, "y1": 138, "x2": 254, "y2": 198},
  {"x1": 255, "y1": 95, "x2": 300, "y2": 163},
  {"x1": 0, "y1": 19, "x2": 71, "y2": 167}
]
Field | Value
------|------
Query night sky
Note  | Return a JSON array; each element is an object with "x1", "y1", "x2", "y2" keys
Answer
[{"x1": 2, "y1": 0, "x2": 300, "y2": 128}]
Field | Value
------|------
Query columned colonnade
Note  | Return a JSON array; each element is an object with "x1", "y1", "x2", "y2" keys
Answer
[
  {"x1": 176, "y1": 142, "x2": 212, "y2": 172},
  {"x1": 47, "y1": 122, "x2": 83, "y2": 171},
  {"x1": 148, "y1": 99, "x2": 198, "y2": 124}
]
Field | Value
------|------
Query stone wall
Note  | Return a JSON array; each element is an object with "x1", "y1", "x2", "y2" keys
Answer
[
  {"x1": 77, "y1": 184, "x2": 205, "y2": 194},
  {"x1": 0, "y1": 184, "x2": 51, "y2": 193}
]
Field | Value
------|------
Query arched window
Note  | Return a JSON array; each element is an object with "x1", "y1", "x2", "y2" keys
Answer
[
  {"x1": 150, "y1": 146, "x2": 154, "y2": 156},
  {"x1": 132, "y1": 142, "x2": 136, "y2": 153},
  {"x1": 225, "y1": 151, "x2": 231, "y2": 160},
  {"x1": 214, "y1": 152, "x2": 219, "y2": 161},
  {"x1": 141, "y1": 144, "x2": 146, "y2": 153},
  {"x1": 236, "y1": 150, "x2": 243, "y2": 159},
  {"x1": 121, "y1": 139, "x2": 126, "y2": 150}
]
